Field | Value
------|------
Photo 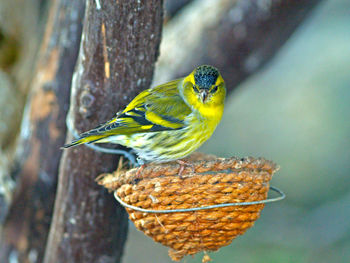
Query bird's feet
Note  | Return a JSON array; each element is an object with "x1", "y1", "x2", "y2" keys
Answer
[
  {"x1": 135, "y1": 164, "x2": 146, "y2": 178},
  {"x1": 134, "y1": 157, "x2": 147, "y2": 178},
  {"x1": 176, "y1": 160, "x2": 195, "y2": 177}
]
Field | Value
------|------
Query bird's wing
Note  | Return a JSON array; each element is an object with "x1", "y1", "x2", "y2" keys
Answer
[{"x1": 79, "y1": 79, "x2": 192, "y2": 138}]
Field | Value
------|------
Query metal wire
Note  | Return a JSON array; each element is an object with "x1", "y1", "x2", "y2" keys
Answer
[
  {"x1": 113, "y1": 186, "x2": 285, "y2": 213},
  {"x1": 65, "y1": 114, "x2": 137, "y2": 165}
]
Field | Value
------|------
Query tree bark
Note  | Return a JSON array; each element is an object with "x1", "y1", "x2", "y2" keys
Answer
[
  {"x1": 0, "y1": 0, "x2": 85, "y2": 262},
  {"x1": 43, "y1": 1, "x2": 163, "y2": 262},
  {"x1": 154, "y1": 0, "x2": 321, "y2": 94}
]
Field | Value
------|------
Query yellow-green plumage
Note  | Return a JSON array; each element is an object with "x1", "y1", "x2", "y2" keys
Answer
[{"x1": 64, "y1": 65, "x2": 226, "y2": 163}]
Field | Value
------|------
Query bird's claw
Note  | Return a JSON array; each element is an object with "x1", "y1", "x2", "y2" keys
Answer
[{"x1": 176, "y1": 160, "x2": 195, "y2": 177}]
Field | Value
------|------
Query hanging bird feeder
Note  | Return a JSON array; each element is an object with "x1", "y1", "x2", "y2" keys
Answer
[{"x1": 97, "y1": 153, "x2": 284, "y2": 262}]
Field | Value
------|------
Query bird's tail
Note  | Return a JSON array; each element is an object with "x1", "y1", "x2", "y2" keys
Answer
[{"x1": 62, "y1": 135, "x2": 107, "y2": 149}]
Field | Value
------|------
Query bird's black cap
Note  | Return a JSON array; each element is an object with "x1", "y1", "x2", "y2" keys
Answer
[{"x1": 194, "y1": 65, "x2": 219, "y2": 89}]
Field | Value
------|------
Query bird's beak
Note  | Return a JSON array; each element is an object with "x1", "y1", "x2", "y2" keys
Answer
[{"x1": 199, "y1": 89, "x2": 209, "y2": 103}]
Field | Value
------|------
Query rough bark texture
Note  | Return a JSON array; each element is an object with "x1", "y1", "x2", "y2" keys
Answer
[
  {"x1": 0, "y1": 0, "x2": 85, "y2": 262},
  {"x1": 43, "y1": 1, "x2": 163, "y2": 262},
  {"x1": 154, "y1": 0, "x2": 321, "y2": 93}
]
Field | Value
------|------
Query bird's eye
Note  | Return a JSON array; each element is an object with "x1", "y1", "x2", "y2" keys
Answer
[
  {"x1": 192, "y1": 84, "x2": 199, "y2": 93},
  {"x1": 210, "y1": 85, "x2": 218, "y2": 93}
]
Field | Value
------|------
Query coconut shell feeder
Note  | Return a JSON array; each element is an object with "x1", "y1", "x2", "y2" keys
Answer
[{"x1": 97, "y1": 153, "x2": 284, "y2": 262}]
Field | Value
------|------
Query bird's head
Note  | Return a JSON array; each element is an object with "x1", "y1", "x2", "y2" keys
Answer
[{"x1": 181, "y1": 65, "x2": 226, "y2": 115}]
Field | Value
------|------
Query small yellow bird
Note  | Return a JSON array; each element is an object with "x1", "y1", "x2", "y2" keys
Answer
[{"x1": 64, "y1": 65, "x2": 226, "y2": 165}]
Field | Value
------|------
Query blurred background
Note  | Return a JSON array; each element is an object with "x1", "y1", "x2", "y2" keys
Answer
[
  {"x1": 0, "y1": 0, "x2": 349, "y2": 262},
  {"x1": 124, "y1": 0, "x2": 350, "y2": 262}
]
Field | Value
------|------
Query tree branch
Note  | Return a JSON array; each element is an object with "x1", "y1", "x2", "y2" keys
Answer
[{"x1": 44, "y1": 1, "x2": 163, "y2": 262}]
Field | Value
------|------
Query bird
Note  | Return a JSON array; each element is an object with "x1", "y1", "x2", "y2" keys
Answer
[{"x1": 64, "y1": 65, "x2": 226, "y2": 171}]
